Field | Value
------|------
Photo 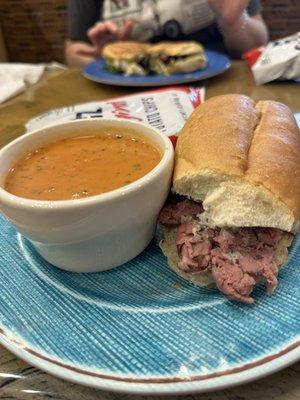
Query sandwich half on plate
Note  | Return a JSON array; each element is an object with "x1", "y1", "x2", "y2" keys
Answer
[
  {"x1": 102, "y1": 41, "x2": 151, "y2": 76},
  {"x1": 158, "y1": 94, "x2": 300, "y2": 304},
  {"x1": 148, "y1": 41, "x2": 207, "y2": 75}
]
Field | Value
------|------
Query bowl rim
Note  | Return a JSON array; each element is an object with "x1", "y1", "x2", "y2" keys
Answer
[{"x1": 0, "y1": 118, "x2": 174, "y2": 210}]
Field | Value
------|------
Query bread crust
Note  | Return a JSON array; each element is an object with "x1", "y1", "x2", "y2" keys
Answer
[
  {"x1": 102, "y1": 41, "x2": 150, "y2": 61},
  {"x1": 147, "y1": 41, "x2": 204, "y2": 56},
  {"x1": 174, "y1": 95, "x2": 259, "y2": 180},
  {"x1": 173, "y1": 94, "x2": 300, "y2": 229},
  {"x1": 246, "y1": 101, "x2": 300, "y2": 219}
]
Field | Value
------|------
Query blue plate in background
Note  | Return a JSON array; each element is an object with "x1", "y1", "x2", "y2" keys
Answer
[
  {"x1": 0, "y1": 214, "x2": 299, "y2": 394},
  {"x1": 83, "y1": 50, "x2": 231, "y2": 87}
]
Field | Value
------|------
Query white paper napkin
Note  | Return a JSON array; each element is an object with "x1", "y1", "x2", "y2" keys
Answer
[{"x1": 0, "y1": 62, "x2": 66, "y2": 104}]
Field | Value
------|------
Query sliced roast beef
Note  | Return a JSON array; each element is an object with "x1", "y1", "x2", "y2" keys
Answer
[
  {"x1": 158, "y1": 199, "x2": 203, "y2": 225},
  {"x1": 158, "y1": 199, "x2": 285, "y2": 303},
  {"x1": 211, "y1": 246, "x2": 278, "y2": 304},
  {"x1": 176, "y1": 222, "x2": 214, "y2": 272},
  {"x1": 211, "y1": 252, "x2": 257, "y2": 304}
]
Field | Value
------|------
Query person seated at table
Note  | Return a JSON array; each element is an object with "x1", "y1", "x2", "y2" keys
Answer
[{"x1": 65, "y1": 0, "x2": 269, "y2": 68}]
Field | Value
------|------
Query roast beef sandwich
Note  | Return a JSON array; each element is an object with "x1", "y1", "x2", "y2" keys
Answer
[
  {"x1": 158, "y1": 94, "x2": 300, "y2": 304},
  {"x1": 102, "y1": 40, "x2": 207, "y2": 76},
  {"x1": 102, "y1": 41, "x2": 151, "y2": 76},
  {"x1": 147, "y1": 41, "x2": 207, "y2": 75}
]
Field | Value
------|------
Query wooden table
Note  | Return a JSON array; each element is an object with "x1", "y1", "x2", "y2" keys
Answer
[{"x1": 0, "y1": 61, "x2": 299, "y2": 399}]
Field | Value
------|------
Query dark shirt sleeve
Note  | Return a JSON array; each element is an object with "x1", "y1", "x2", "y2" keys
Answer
[
  {"x1": 247, "y1": 0, "x2": 262, "y2": 16},
  {"x1": 68, "y1": 0, "x2": 104, "y2": 42}
]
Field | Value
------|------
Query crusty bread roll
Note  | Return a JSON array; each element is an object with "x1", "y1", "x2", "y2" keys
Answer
[
  {"x1": 160, "y1": 94, "x2": 299, "y2": 293},
  {"x1": 173, "y1": 94, "x2": 300, "y2": 232}
]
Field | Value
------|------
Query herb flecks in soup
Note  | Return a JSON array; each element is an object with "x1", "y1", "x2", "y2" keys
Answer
[{"x1": 5, "y1": 133, "x2": 161, "y2": 201}]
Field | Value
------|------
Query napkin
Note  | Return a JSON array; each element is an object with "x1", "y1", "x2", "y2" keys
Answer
[
  {"x1": 0, "y1": 62, "x2": 65, "y2": 104},
  {"x1": 243, "y1": 33, "x2": 300, "y2": 85}
]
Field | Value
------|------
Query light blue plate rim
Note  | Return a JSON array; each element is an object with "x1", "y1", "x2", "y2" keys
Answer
[
  {"x1": 83, "y1": 50, "x2": 231, "y2": 87},
  {"x1": 0, "y1": 332, "x2": 299, "y2": 395}
]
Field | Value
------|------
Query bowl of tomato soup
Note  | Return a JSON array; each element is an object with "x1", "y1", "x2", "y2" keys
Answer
[{"x1": 0, "y1": 118, "x2": 174, "y2": 272}]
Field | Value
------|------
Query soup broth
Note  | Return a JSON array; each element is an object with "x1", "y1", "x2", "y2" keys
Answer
[{"x1": 4, "y1": 130, "x2": 161, "y2": 201}]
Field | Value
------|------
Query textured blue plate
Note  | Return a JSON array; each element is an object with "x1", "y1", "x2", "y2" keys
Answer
[
  {"x1": 83, "y1": 50, "x2": 231, "y2": 87},
  {"x1": 0, "y1": 214, "x2": 299, "y2": 394}
]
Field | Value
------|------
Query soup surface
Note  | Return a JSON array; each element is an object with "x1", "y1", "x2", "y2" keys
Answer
[{"x1": 4, "y1": 132, "x2": 161, "y2": 201}]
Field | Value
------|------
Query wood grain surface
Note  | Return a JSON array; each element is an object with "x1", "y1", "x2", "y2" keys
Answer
[{"x1": 0, "y1": 61, "x2": 299, "y2": 399}]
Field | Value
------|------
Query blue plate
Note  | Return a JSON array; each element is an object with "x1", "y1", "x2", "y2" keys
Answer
[
  {"x1": 83, "y1": 50, "x2": 231, "y2": 87},
  {"x1": 0, "y1": 214, "x2": 299, "y2": 394}
]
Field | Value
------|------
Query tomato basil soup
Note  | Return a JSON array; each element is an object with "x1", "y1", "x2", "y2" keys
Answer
[{"x1": 4, "y1": 132, "x2": 161, "y2": 201}]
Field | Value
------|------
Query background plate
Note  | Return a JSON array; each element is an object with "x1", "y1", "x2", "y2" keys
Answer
[
  {"x1": 83, "y1": 50, "x2": 231, "y2": 87},
  {"x1": 0, "y1": 215, "x2": 299, "y2": 394}
]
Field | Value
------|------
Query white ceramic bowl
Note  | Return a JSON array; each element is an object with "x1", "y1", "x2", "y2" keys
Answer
[{"x1": 0, "y1": 118, "x2": 174, "y2": 272}]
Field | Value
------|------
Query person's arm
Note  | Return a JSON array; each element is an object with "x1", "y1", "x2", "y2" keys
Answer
[
  {"x1": 65, "y1": 4, "x2": 135, "y2": 68},
  {"x1": 209, "y1": 0, "x2": 268, "y2": 58},
  {"x1": 65, "y1": 21, "x2": 120, "y2": 68},
  {"x1": 65, "y1": 40, "x2": 98, "y2": 68},
  {"x1": 220, "y1": 14, "x2": 268, "y2": 58}
]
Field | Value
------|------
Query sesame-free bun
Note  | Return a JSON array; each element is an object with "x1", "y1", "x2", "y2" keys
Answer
[
  {"x1": 102, "y1": 41, "x2": 150, "y2": 61},
  {"x1": 147, "y1": 41, "x2": 205, "y2": 57},
  {"x1": 173, "y1": 94, "x2": 300, "y2": 232}
]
